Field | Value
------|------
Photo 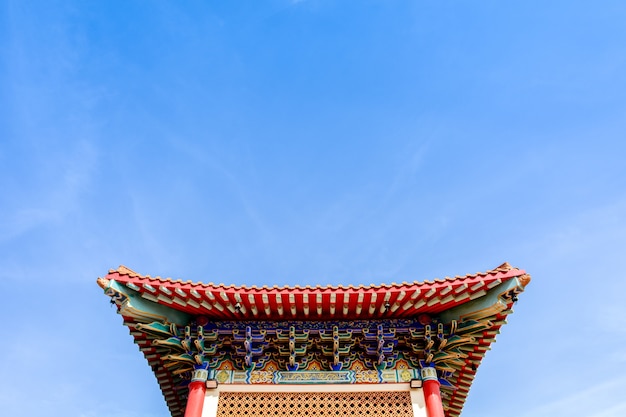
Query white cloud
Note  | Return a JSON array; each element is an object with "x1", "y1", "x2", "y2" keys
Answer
[{"x1": 517, "y1": 375, "x2": 626, "y2": 417}]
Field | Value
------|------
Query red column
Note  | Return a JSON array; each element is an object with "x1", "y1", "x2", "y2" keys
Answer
[
  {"x1": 422, "y1": 367, "x2": 445, "y2": 417},
  {"x1": 184, "y1": 369, "x2": 209, "y2": 417},
  {"x1": 423, "y1": 379, "x2": 445, "y2": 417},
  {"x1": 184, "y1": 381, "x2": 207, "y2": 417}
]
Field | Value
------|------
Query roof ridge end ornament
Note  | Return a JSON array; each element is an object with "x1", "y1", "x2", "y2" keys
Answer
[
  {"x1": 96, "y1": 277, "x2": 110, "y2": 289},
  {"x1": 495, "y1": 262, "x2": 512, "y2": 271},
  {"x1": 518, "y1": 274, "x2": 532, "y2": 287},
  {"x1": 117, "y1": 265, "x2": 140, "y2": 276}
]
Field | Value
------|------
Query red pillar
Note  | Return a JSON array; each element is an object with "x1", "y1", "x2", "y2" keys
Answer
[
  {"x1": 422, "y1": 367, "x2": 445, "y2": 417},
  {"x1": 423, "y1": 379, "x2": 445, "y2": 417},
  {"x1": 184, "y1": 369, "x2": 208, "y2": 417}
]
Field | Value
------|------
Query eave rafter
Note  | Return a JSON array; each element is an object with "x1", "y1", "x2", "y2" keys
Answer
[{"x1": 102, "y1": 262, "x2": 527, "y2": 322}]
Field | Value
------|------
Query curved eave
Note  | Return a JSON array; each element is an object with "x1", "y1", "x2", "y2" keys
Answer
[
  {"x1": 120, "y1": 314, "x2": 187, "y2": 417},
  {"x1": 103, "y1": 263, "x2": 527, "y2": 321},
  {"x1": 441, "y1": 298, "x2": 518, "y2": 416}
]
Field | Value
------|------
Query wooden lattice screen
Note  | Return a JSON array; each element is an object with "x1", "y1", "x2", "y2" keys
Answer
[{"x1": 216, "y1": 391, "x2": 414, "y2": 417}]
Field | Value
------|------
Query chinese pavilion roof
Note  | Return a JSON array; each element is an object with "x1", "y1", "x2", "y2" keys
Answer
[{"x1": 98, "y1": 263, "x2": 530, "y2": 417}]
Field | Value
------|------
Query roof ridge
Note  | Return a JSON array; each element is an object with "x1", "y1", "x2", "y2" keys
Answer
[
  {"x1": 495, "y1": 261, "x2": 513, "y2": 271},
  {"x1": 115, "y1": 265, "x2": 141, "y2": 276},
  {"x1": 107, "y1": 263, "x2": 524, "y2": 291}
]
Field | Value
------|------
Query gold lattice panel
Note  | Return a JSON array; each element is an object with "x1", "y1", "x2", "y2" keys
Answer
[{"x1": 216, "y1": 391, "x2": 414, "y2": 417}]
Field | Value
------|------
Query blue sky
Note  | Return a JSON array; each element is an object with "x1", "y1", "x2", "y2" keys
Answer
[{"x1": 1, "y1": 1, "x2": 626, "y2": 416}]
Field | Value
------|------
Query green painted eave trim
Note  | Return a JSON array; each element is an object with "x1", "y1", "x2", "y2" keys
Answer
[
  {"x1": 108, "y1": 279, "x2": 190, "y2": 325},
  {"x1": 439, "y1": 277, "x2": 523, "y2": 323}
]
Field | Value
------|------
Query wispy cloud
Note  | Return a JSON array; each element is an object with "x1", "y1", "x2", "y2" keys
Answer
[
  {"x1": 0, "y1": 140, "x2": 98, "y2": 243},
  {"x1": 517, "y1": 375, "x2": 626, "y2": 417}
]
